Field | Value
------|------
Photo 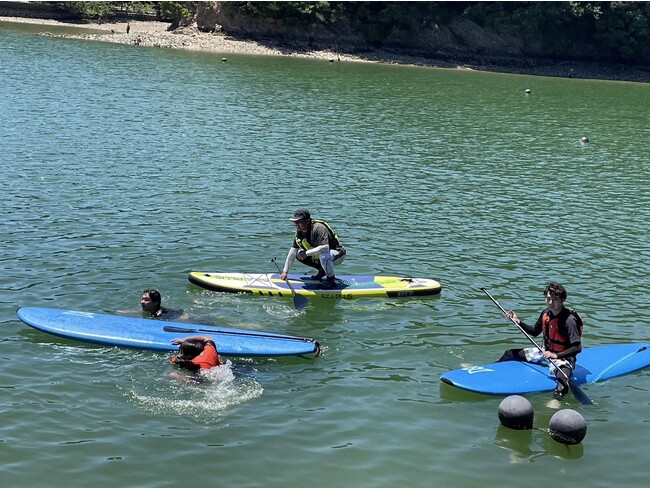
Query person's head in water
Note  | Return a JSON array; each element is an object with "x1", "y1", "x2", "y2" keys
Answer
[
  {"x1": 177, "y1": 339, "x2": 205, "y2": 360},
  {"x1": 141, "y1": 289, "x2": 162, "y2": 315},
  {"x1": 172, "y1": 339, "x2": 211, "y2": 371}
]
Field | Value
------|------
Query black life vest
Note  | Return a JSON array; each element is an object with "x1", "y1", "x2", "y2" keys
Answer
[{"x1": 294, "y1": 219, "x2": 342, "y2": 263}]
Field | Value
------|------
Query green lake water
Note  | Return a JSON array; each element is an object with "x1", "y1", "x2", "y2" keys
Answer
[{"x1": 1, "y1": 21, "x2": 650, "y2": 487}]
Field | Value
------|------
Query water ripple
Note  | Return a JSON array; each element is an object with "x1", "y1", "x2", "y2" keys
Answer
[{"x1": 2, "y1": 26, "x2": 650, "y2": 487}]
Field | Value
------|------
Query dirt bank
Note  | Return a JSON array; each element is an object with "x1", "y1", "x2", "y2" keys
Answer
[{"x1": 2, "y1": 16, "x2": 649, "y2": 83}]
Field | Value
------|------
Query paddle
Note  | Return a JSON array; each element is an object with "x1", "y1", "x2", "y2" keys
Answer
[
  {"x1": 162, "y1": 324, "x2": 316, "y2": 343},
  {"x1": 271, "y1": 257, "x2": 309, "y2": 310},
  {"x1": 480, "y1": 287, "x2": 594, "y2": 405}
]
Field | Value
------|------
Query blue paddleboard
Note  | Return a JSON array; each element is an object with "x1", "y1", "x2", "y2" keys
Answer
[
  {"x1": 16, "y1": 307, "x2": 320, "y2": 358},
  {"x1": 440, "y1": 343, "x2": 650, "y2": 395}
]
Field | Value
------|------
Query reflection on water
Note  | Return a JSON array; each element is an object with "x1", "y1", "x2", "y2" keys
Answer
[{"x1": 495, "y1": 425, "x2": 584, "y2": 463}]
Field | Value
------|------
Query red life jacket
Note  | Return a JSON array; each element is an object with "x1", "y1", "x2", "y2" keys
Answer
[
  {"x1": 542, "y1": 308, "x2": 583, "y2": 353},
  {"x1": 191, "y1": 342, "x2": 221, "y2": 369},
  {"x1": 171, "y1": 341, "x2": 221, "y2": 370}
]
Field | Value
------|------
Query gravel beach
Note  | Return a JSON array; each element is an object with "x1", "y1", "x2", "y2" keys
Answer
[{"x1": 3, "y1": 15, "x2": 649, "y2": 83}]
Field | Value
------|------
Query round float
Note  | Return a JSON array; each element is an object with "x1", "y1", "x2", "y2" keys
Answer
[
  {"x1": 498, "y1": 395, "x2": 534, "y2": 430},
  {"x1": 549, "y1": 409, "x2": 587, "y2": 444}
]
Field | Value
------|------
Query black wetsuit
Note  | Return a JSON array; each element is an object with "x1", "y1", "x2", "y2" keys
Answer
[{"x1": 151, "y1": 307, "x2": 184, "y2": 321}]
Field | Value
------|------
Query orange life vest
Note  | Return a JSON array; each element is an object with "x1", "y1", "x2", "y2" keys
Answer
[
  {"x1": 191, "y1": 342, "x2": 221, "y2": 369},
  {"x1": 171, "y1": 341, "x2": 221, "y2": 370}
]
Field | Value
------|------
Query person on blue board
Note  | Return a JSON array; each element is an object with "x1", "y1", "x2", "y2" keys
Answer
[
  {"x1": 171, "y1": 336, "x2": 221, "y2": 371},
  {"x1": 140, "y1": 289, "x2": 186, "y2": 321},
  {"x1": 280, "y1": 209, "x2": 346, "y2": 290},
  {"x1": 498, "y1": 282, "x2": 583, "y2": 402}
]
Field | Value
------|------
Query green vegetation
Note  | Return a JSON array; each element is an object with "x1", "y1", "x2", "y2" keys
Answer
[
  {"x1": 34, "y1": 2, "x2": 650, "y2": 65},
  {"x1": 462, "y1": 1, "x2": 650, "y2": 63},
  {"x1": 45, "y1": 1, "x2": 158, "y2": 19},
  {"x1": 230, "y1": 1, "x2": 343, "y2": 28},
  {"x1": 158, "y1": 2, "x2": 194, "y2": 23}
]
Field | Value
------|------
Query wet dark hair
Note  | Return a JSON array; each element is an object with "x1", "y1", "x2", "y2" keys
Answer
[
  {"x1": 178, "y1": 339, "x2": 205, "y2": 360},
  {"x1": 174, "y1": 339, "x2": 205, "y2": 371},
  {"x1": 143, "y1": 289, "x2": 161, "y2": 304},
  {"x1": 544, "y1": 282, "x2": 567, "y2": 301}
]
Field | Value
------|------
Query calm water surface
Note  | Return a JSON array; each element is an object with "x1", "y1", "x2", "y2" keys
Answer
[{"x1": 1, "y1": 23, "x2": 650, "y2": 488}]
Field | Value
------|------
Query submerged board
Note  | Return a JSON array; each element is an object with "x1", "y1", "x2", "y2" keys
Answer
[
  {"x1": 16, "y1": 307, "x2": 319, "y2": 357},
  {"x1": 440, "y1": 343, "x2": 650, "y2": 395},
  {"x1": 188, "y1": 272, "x2": 442, "y2": 299}
]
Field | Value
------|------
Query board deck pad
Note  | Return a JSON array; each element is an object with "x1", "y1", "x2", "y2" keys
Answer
[
  {"x1": 188, "y1": 272, "x2": 442, "y2": 299},
  {"x1": 440, "y1": 343, "x2": 650, "y2": 395},
  {"x1": 16, "y1": 307, "x2": 319, "y2": 357}
]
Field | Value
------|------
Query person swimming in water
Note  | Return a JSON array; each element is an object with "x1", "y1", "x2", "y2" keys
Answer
[
  {"x1": 171, "y1": 336, "x2": 221, "y2": 371},
  {"x1": 140, "y1": 289, "x2": 186, "y2": 321}
]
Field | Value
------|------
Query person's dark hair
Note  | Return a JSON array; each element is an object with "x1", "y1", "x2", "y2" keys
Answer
[
  {"x1": 143, "y1": 288, "x2": 161, "y2": 305},
  {"x1": 178, "y1": 339, "x2": 205, "y2": 360},
  {"x1": 174, "y1": 339, "x2": 205, "y2": 371},
  {"x1": 544, "y1": 282, "x2": 567, "y2": 301}
]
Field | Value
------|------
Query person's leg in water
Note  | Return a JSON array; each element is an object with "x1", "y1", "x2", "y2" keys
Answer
[{"x1": 553, "y1": 364, "x2": 573, "y2": 400}]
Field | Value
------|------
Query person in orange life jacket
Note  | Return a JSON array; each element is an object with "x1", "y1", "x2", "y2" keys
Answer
[
  {"x1": 140, "y1": 289, "x2": 185, "y2": 321},
  {"x1": 171, "y1": 336, "x2": 221, "y2": 371},
  {"x1": 498, "y1": 282, "x2": 583, "y2": 401},
  {"x1": 280, "y1": 209, "x2": 346, "y2": 290}
]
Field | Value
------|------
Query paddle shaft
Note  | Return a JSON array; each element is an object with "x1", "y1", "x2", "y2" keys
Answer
[
  {"x1": 163, "y1": 325, "x2": 315, "y2": 343},
  {"x1": 481, "y1": 288, "x2": 594, "y2": 405},
  {"x1": 271, "y1": 257, "x2": 309, "y2": 309},
  {"x1": 481, "y1": 288, "x2": 570, "y2": 381}
]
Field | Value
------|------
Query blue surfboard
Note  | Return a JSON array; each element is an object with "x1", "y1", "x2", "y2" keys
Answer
[
  {"x1": 440, "y1": 343, "x2": 650, "y2": 395},
  {"x1": 16, "y1": 307, "x2": 320, "y2": 358}
]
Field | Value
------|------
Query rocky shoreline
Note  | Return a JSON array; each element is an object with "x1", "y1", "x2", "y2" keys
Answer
[{"x1": 3, "y1": 16, "x2": 650, "y2": 83}]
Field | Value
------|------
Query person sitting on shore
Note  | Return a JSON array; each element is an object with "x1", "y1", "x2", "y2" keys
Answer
[{"x1": 171, "y1": 336, "x2": 221, "y2": 371}]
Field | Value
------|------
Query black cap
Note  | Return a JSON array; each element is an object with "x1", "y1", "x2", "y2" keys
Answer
[{"x1": 289, "y1": 209, "x2": 311, "y2": 221}]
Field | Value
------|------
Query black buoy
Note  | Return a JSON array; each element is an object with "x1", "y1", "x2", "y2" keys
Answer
[
  {"x1": 498, "y1": 395, "x2": 534, "y2": 430},
  {"x1": 549, "y1": 409, "x2": 587, "y2": 445}
]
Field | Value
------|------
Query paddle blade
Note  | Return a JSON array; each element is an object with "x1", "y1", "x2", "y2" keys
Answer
[
  {"x1": 569, "y1": 380, "x2": 595, "y2": 405},
  {"x1": 294, "y1": 294, "x2": 309, "y2": 310},
  {"x1": 163, "y1": 325, "x2": 198, "y2": 334}
]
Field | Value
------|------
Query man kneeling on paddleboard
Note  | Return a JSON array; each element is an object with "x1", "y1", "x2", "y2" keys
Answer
[
  {"x1": 498, "y1": 282, "x2": 584, "y2": 402},
  {"x1": 280, "y1": 209, "x2": 346, "y2": 290},
  {"x1": 171, "y1": 336, "x2": 221, "y2": 371}
]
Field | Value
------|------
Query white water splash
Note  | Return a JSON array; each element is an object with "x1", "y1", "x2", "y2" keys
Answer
[{"x1": 132, "y1": 361, "x2": 264, "y2": 419}]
